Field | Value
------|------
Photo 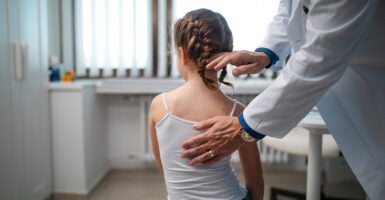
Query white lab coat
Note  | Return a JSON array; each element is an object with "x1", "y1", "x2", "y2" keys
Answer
[{"x1": 242, "y1": 0, "x2": 385, "y2": 199}]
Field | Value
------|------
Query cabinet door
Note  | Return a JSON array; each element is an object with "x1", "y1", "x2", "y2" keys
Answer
[
  {"x1": 0, "y1": 0, "x2": 19, "y2": 199},
  {"x1": 6, "y1": 0, "x2": 52, "y2": 199}
]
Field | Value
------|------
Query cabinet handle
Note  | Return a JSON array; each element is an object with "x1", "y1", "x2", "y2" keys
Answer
[
  {"x1": 13, "y1": 43, "x2": 28, "y2": 80},
  {"x1": 21, "y1": 44, "x2": 28, "y2": 80},
  {"x1": 13, "y1": 43, "x2": 22, "y2": 80}
]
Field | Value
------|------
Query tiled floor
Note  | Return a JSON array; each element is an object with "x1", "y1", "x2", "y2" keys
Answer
[{"x1": 53, "y1": 166, "x2": 365, "y2": 200}]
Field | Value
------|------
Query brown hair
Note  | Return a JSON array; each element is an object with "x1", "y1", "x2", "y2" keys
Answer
[{"x1": 173, "y1": 8, "x2": 233, "y2": 90}]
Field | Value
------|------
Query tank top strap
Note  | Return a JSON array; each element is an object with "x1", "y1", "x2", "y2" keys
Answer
[
  {"x1": 161, "y1": 93, "x2": 170, "y2": 113},
  {"x1": 229, "y1": 100, "x2": 237, "y2": 116}
]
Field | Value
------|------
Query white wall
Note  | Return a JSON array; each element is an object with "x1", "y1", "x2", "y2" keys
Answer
[
  {"x1": 47, "y1": 0, "x2": 74, "y2": 73},
  {"x1": 107, "y1": 96, "x2": 141, "y2": 168},
  {"x1": 106, "y1": 95, "x2": 156, "y2": 169},
  {"x1": 47, "y1": 0, "x2": 61, "y2": 59}
]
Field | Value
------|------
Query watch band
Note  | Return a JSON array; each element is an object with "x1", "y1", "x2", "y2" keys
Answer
[{"x1": 238, "y1": 113, "x2": 266, "y2": 141}]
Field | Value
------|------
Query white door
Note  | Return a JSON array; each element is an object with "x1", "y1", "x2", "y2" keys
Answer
[
  {"x1": 0, "y1": 0, "x2": 51, "y2": 199},
  {"x1": 0, "y1": 0, "x2": 19, "y2": 198}
]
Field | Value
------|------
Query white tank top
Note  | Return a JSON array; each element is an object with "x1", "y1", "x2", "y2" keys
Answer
[{"x1": 156, "y1": 93, "x2": 247, "y2": 200}]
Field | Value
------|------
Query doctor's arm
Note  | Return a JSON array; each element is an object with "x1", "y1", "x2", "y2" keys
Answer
[
  {"x1": 182, "y1": 0, "x2": 379, "y2": 165},
  {"x1": 241, "y1": 0, "x2": 380, "y2": 138}
]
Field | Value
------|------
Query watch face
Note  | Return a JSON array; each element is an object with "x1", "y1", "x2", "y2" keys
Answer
[{"x1": 242, "y1": 131, "x2": 255, "y2": 142}]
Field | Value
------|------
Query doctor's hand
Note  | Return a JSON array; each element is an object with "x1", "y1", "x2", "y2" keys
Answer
[
  {"x1": 180, "y1": 116, "x2": 245, "y2": 166},
  {"x1": 206, "y1": 50, "x2": 271, "y2": 77}
]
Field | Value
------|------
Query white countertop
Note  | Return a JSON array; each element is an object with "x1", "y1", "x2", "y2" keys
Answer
[
  {"x1": 49, "y1": 78, "x2": 273, "y2": 95},
  {"x1": 48, "y1": 80, "x2": 95, "y2": 91}
]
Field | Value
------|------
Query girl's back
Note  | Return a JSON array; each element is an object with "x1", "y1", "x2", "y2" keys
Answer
[
  {"x1": 164, "y1": 86, "x2": 235, "y2": 122},
  {"x1": 155, "y1": 92, "x2": 246, "y2": 200}
]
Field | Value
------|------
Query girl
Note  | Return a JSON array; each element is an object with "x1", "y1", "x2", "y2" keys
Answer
[{"x1": 149, "y1": 8, "x2": 264, "y2": 200}]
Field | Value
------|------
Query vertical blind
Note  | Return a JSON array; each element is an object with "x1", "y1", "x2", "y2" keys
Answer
[
  {"x1": 75, "y1": 0, "x2": 152, "y2": 78},
  {"x1": 73, "y1": 0, "x2": 279, "y2": 79}
]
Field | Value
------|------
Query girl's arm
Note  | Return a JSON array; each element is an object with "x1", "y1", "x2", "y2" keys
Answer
[
  {"x1": 239, "y1": 142, "x2": 264, "y2": 200},
  {"x1": 149, "y1": 96, "x2": 163, "y2": 173},
  {"x1": 234, "y1": 103, "x2": 264, "y2": 200},
  {"x1": 149, "y1": 117, "x2": 163, "y2": 173}
]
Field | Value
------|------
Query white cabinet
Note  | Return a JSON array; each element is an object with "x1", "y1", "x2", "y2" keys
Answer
[
  {"x1": 0, "y1": 0, "x2": 52, "y2": 199},
  {"x1": 50, "y1": 82, "x2": 109, "y2": 194}
]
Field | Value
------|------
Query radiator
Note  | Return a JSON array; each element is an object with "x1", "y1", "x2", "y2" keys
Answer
[{"x1": 138, "y1": 94, "x2": 289, "y2": 164}]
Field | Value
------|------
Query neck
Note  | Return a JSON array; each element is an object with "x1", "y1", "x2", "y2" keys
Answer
[{"x1": 184, "y1": 67, "x2": 220, "y2": 93}]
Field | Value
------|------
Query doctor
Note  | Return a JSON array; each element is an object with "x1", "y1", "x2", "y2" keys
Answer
[{"x1": 180, "y1": 0, "x2": 385, "y2": 199}]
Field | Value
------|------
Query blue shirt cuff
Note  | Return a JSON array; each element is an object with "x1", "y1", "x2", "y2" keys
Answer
[
  {"x1": 255, "y1": 47, "x2": 279, "y2": 69},
  {"x1": 238, "y1": 113, "x2": 265, "y2": 140}
]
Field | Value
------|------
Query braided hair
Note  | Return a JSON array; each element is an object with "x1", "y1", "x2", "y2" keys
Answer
[{"x1": 173, "y1": 8, "x2": 233, "y2": 90}]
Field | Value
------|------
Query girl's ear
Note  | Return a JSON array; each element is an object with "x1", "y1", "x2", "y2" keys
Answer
[{"x1": 178, "y1": 47, "x2": 189, "y2": 65}]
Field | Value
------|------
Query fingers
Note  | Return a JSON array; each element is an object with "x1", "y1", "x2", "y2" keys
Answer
[
  {"x1": 188, "y1": 149, "x2": 219, "y2": 165},
  {"x1": 181, "y1": 116, "x2": 242, "y2": 165},
  {"x1": 203, "y1": 154, "x2": 225, "y2": 166},
  {"x1": 180, "y1": 140, "x2": 211, "y2": 158},
  {"x1": 213, "y1": 57, "x2": 232, "y2": 71},
  {"x1": 206, "y1": 52, "x2": 231, "y2": 71},
  {"x1": 232, "y1": 67, "x2": 243, "y2": 77},
  {"x1": 181, "y1": 117, "x2": 223, "y2": 157},
  {"x1": 192, "y1": 117, "x2": 220, "y2": 130},
  {"x1": 185, "y1": 130, "x2": 246, "y2": 166},
  {"x1": 232, "y1": 63, "x2": 264, "y2": 77},
  {"x1": 181, "y1": 125, "x2": 213, "y2": 149}
]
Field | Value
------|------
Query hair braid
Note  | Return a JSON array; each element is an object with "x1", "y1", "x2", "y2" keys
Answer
[
  {"x1": 174, "y1": 9, "x2": 233, "y2": 90},
  {"x1": 218, "y1": 68, "x2": 233, "y2": 88}
]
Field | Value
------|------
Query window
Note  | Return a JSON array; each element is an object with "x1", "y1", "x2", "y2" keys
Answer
[
  {"x1": 72, "y1": 0, "x2": 280, "y2": 79},
  {"x1": 74, "y1": 0, "x2": 152, "y2": 78}
]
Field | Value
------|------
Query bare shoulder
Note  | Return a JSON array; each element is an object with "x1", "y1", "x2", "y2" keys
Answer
[
  {"x1": 150, "y1": 93, "x2": 167, "y2": 123},
  {"x1": 150, "y1": 93, "x2": 163, "y2": 108}
]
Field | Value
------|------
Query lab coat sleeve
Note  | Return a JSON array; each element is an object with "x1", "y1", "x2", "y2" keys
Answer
[
  {"x1": 242, "y1": 0, "x2": 380, "y2": 138},
  {"x1": 259, "y1": 0, "x2": 292, "y2": 71}
]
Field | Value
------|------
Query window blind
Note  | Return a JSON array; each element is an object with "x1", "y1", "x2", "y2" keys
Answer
[{"x1": 75, "y1": 0, "x2": 152, "y2": 78}]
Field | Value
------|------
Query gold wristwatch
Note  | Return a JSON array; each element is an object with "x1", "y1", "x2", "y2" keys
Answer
[{"x1": 239, "y1": 128, "x2": 256, "y2": 142}]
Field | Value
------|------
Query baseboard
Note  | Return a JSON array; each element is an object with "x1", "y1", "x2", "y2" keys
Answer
[
  {"x1": 51, "y1": 193, "x2": 87, "y2": 200},
  {"x1": 52, "y1": 164, "x2": 110, "y2": 196}
]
